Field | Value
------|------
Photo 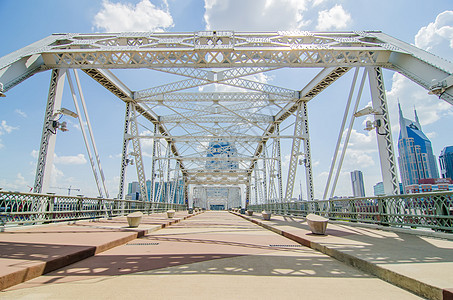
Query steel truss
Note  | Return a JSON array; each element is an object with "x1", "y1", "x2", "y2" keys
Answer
[{"x1": 2, "y1": 31, "x2": 452, "y2": 207}]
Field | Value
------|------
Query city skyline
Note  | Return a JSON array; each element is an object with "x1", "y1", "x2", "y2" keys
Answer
[{"x1": 1, "y1": 1, "x2": 452, "y2": 199}]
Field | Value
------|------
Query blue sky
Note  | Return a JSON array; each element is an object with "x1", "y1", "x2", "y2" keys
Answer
[{"x1": 0, "y1": 0, "x2": 452, "y2": 198}]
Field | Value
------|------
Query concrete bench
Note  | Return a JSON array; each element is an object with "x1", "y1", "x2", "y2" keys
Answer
[
  {"x1": 306, "y1": 213, "x2": 328, "y2": 235},
  {"x1": 166, "y1": 209, "x2": 176, "y2": 218},
  {"x1": 127, "y1": 211, "x2": 143, "y2": 228}
]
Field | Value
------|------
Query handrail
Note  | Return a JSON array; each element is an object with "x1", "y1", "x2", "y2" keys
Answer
[
  {"x1": 0, "y1": 191, "x2": 187, "y2": 227},
  {"x1": 248, "y1": 191, "x2": 453, "y2": 232}
]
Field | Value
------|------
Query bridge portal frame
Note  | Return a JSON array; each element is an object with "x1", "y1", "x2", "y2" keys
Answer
[{"x1": 1, "y1": 31, "x2": 452, "y2": 202}]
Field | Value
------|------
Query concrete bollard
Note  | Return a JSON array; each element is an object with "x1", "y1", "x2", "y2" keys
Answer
[
  {"x1": 127, "y1": 211, "x2": 143, "y2": 228},
  {"x1": 166, "y1": 209, "x2": 176, "y2": 218},
  {"x1": 261, "y1": 211, "x2": 271, "y2": 220},
  {"x1": 306, "y1": 213, "x2": 328, "y2": 235},
  {"x1": 246, "y1": 210, "x2": 253, "y2": 216}
]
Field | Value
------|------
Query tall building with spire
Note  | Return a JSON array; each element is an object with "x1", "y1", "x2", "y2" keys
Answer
[{"x1": 397, "y1": 104, "x2": 439, "y2": 192}]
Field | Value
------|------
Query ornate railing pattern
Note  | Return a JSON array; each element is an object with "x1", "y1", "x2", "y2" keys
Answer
[
  {"x1": 248, "y1": 191, "x2": 453, "y2": 232},
  {"x1": 0, "y1": 191, "x2": 187, "y2": 227}
]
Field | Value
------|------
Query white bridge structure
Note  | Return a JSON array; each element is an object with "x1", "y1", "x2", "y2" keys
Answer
[{"x1": 1, "y1": 31, "x2": 452, "y2": 210}]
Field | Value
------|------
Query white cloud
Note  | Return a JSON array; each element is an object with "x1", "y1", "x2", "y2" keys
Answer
[
  {"x1": 426, "y1": 131, "x2": 437, "y2": 139},
  {"x1": 93, "y1": 0, "x2": 174, "y2": 32},
  {"x1": 0, "y1": 121, "x2": 18, "y2": 149},
  {"x1": 31, "y1": 150, "x2": 88, "y2": 165},
  {"x1": 415, "y1": 10, "x2": 453, "y2": 52},
  {"x1": 31, "y1": 149, "x2": 39, "y2": 159},
  {"x1": 0, "y1": 120, "x2": 18, "y2": 135},
  {"x1": 312, "y1": 0, "x2": 325, "y2": 6},
  {"x1": 50, "y1": 164, "x2": 64, "y2": 187},
  {"x1": 316, "y1": 4, "x2": 351, "y2": 31},
  {"x1": 139, "y1": 130, "x2": 155, "y2": 157},
  {"x1": 109, "y1": 153, "x2": 122, "y2": 159},
  {"x1": 54, "y1": 154, "x2": 87, "y2": 165},
  {"x1": 0, "y1": 173, "x2": 30, "y2": 191},
  {"x1": 204, "y1": 0, "x2": 312, "y2": 31},
  {"x1": 14, "y1": 109, "x2": 27, "y2": 118},
  {"x1": 338, "y1": 129, "x2": 377, "y2": 170}
]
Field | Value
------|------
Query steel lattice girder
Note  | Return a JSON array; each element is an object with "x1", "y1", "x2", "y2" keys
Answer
[
  {"x1": 2, "y1": 30, "x2": 452, "y2": 200},
  {"x1": 1, "y1": 31, "x2": 452, "y2": 103}
]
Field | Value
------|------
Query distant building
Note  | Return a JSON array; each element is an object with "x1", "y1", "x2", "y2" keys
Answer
[
  {"x1": 439, "y1": 146, "x2": 453, "y2": 179},
  {"x1": 405, "y1": 178, "x2": 453, "y2": 194},
  {"x1": 397, "y1": 104, "x2": 439, "y2": 192},
  {"x1": 374, "y1": 181, "x2": 403, "y2": 196},
  {"x1": 373, "y1": 182, "x2": 385, "y2": 196},
  {"x1": 350, "y1": 170, "x2": 365, "y2": 197},
  {"x1": 127, "y1": 181, "x2": 140, "y2": 200},
  {"x1": 127, "y1": 179, "x2": 184, "y2": 203}
]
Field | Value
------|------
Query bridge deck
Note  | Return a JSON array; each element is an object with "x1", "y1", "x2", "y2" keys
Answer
[{"x1": 1, "y1": 211, "x2": 451, "y2": 299}]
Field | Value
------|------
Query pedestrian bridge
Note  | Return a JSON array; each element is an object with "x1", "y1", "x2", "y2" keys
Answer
[
  {"x1": 0, "y1": 210, "x2": 452, "y2": 299},
  {"x1": 1, "y1": 190, "x2": 453, "y2": 299},
  {"x1": 1, "y1": 31, "x2": 453, "y2": 298}
]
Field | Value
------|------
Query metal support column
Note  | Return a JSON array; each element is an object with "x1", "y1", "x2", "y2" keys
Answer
[
  {"x1": 73, "y1": 69, "x2": 109, "y2": 198},
  {"x1": 262, "y1": 149, "x2": 268, "y2": 205},
  {"x1": 33, "y1": 69, "x2": 66, "y2": 194},
  {"x1": 245, "y1": 175, "x2": 251, "y2": 208},
  {"x1": 254, "y1": 162, "x2": 259, "y2": 205},
  {"x1": 118, "y1": 102, "x2": 131, "y2": 200},
  {"x1": 285, "y1": 103, "x2": 303, "y2": 202},
  {"x1": 165, "y1": 144, "x2": 172, "y2": 203},
  {"x1": 67, "y1": 71, "x2": 104, "y2": 198},
  {"x1": 301, "y1": 101, "x2": 314, "y2": 201},
  {"x1": 149, "y1": 123, "x2": 157, "y2": 202},
  {"x1": 368, "y1": 67, "x2": 399, "y2": 195},
  {"x1": 130, "y1": 105, "x2": 149, "y2": 201},
  {"x1": 276, "y1": 124, "x2": 283, "y2": 203}
]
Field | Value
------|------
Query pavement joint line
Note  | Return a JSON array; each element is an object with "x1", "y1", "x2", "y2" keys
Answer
[
  {"x1": 0, "y1": 211, "x2": 201, "y2": 291},
  {"x1": 231, "y1": 211, "x2": 448, "y2": 300}
]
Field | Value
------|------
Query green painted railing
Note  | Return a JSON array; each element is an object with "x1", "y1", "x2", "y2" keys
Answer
[
  {"x1": 0, "y1": 191, "x2": 187, "y2": 227},
  {"x1": 248, "y1": 191, "x2": 453, "y2": 232}
]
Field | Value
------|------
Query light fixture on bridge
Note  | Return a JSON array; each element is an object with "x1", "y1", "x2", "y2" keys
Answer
[
  {"x1": 364, "y1": 119, "x2": 385, "y2": 136},
  {"x1": 50, "y1": 120, "x2": 68, "y2": 133},
  {"x1": 58, "y1": 108, "x2": 78, "y2": 118},
  {"x1": 428, "y1": 76, "x2": 453, "y2": 97},
  {"x1": 53, "y1": 107, "x2": 78, "y2": 119},
  {"x1": 353, "y1": 106, "x2": 382, "y2": 117},
  {"x1": 0, "y1": 83, "x2": 5, "y2": 97}
]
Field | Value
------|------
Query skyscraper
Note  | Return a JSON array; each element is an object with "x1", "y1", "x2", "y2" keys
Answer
[
  {"x1": 351, "y1": 170, "x2": 365, "y2": 197},
  {"x1": 397, "y1": 104, "x2": 439, "y2": 191},
  {"x1": 439, "y1": 146, "x2": 453, "y2": 179}
]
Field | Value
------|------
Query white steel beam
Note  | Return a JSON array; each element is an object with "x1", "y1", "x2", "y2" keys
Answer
[
  {"x1": 139, "y1": 92, "x2": 293, "y2": 102},
  {"x1": 284, "y1": 104, "x2": 303, "y2": 202},
  {"x1": 368, "y1": 66, "x2": 399, "y2": 195},
  {"x1": 130, "y1": 106, "x2": 149, "y2": 201},
  {"x1": 67, "y1": 71, "x2": 105, "y2": 198},
  {"x1": 33, "y1": 69, "x2": 66, "y2": 194},
  {"x1": 73, "y1": 69, "x2": 109, "y2": 198},
  {"x1": 118, "y1": 102, "x2": 132, "y2": 199}
]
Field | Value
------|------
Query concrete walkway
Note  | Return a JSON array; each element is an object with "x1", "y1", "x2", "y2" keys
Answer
[
  {"x1": 236, "y1": 211, "x2": 453, "y2": 300},
  {"x1": 0, "y1": 211, "x2": 194, "y2": 291},
  {"x1": 1, "y1": 211, "x2": 419, "y2": 299}
]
